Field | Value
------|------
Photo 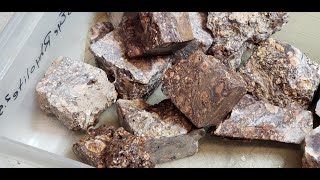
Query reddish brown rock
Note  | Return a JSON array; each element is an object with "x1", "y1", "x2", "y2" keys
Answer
[
  {"x1": 118, "y1": 12, "x2": 194, "y2": 58},
  {"x1": 73, "y1": 125, "x2": 155, "y2": 168},
  {"x1": 302, "y1": 126, "x2": 320, "y2": 168},
  {"x1": 206, "y1": 12, "x2": 288, "y2": 69},
  {"x1": 240, "y1": 38, "x2": 320, "y2": 109},
  {"x1": 106, "y1": 12, "x2": 124, "y2": 28},
  {"x1": 116, "y1": 99, "x2": 205, "y2": 163},
  {"x1": 162, "y1": 50, "x2": 247, "y2": 128},
  {"x1": 90, "y1": 22, "x2": 114, "y2": 43},
  {"x1": 214, "y1": 95, "x2": 313, "y2": 144},
  {"x1": 90, "y1": 30, "x2": 171, "y2": 100}
]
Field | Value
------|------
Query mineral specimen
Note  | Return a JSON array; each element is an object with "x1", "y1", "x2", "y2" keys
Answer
[
  {"x1": 73, "y1": 125, "x2": 155, "y2": 168},
  {"x1": 240, "y1": 38, "x2": 320, "y2": 109},
  {"x1": 214, "y1": 94, "x2": 313, "y2": 144},
  {"x1": 90, "y1": 22, "x2": 114, "y2": 43},
  {"x1": 206, "y1": 12, "x2": 288, "y2": 69},
  {"x1": 116, "y1": 99, "x2": 205, "y2": 163},
  {"x1": 302, "y1": 126, "x2": 320, "y2": 168},
  {"x1": 106, "y1": 12, "x2": 124, "y2": 28},
  {"x1": 36, "y1": 57, "x2": 117, "y2": 131},
  {"x1": 162, "y1": 50, "x2": 247, "y2": 128},
  {"x1": 118, "y1": 12, "x2": 194, "y2": 58},
  {"x1": 90, "y1": 30, "x2": 170, "y2": 100}
]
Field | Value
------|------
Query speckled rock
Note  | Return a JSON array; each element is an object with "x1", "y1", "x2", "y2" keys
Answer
[
  {"x1": 214, "y1": 94, "x2": 313, "y2": 144},
  {"x1": 118, "y1": 12, "x2": 194, "y2": 58},
  {"x1": 35, "y1": 57, "x2": 117, "y2": 131},
  {"x1": 73, "y1": 125, "x2": 155, "y2": 168},
  {"x1": 106, "y1": 12, "x2": 124, "y2": 28},
  {"x1": 240, "y1": 38, "x2": 320, "y2": 109},
  {"x1": 90, "y1": 30, "x2": 171, "y2": 100},
  {"x1": 206, "y1": 12, "x2": 288, "y2": 69},
  {"x1": 116, "y1": 99, "x2": 205, "y2": 163},
  {"x1": 90, "y1": 22, "x2": 114, "y2": 43},
  {"x1": 302, "y1": 126, "x2": 320, "y2": 168},
  {"x1": 162, "y1": 50, "x2": 247, "y2": 128}
]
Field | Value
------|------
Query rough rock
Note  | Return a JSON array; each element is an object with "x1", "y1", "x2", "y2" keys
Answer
[
  {"x1": 302, "y1": 126, "x2": 320, "y2": 168},
  {"x1": 162, "y1": 50, "x2": 247, "y2": 128},
  {"x1": 116, "y1": 99, "x2": 205, "y2": 164},
  {"x1": 90, "y1": 22, "x2": 114, "y2": 43},
  {"x1": 106, "y1": 12, "x2": 124, "y2": 28},
  {"x1": 214, "y1": 94, "x2": 313, "y2": 144},
  {"x1": 206, "y1": 12, "x2": 288, "y2": 69},
  {"x1": 240, "y1": 38, "x2": 320, "y2": 109},
  {"x1": 118, "y1": 12, "x2": 194, "y2": 58},
  {"x1": 73, "y1": 125, "x2": 155, "y2": 168},
  {"x1": 90, "y1": 30, "x2": 170, "y2": 100},
  {"x1": 35, "y1": 57, "x2": 117, "y2": 131}
]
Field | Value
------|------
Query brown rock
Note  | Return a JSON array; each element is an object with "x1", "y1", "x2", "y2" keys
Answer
[
  {"x1": 302, "y1": 126, "x2": 320, "y2": 168},
  {"x1": 116, "y1": 99, "x2": 205, "y2": 164},
  {"x1": 240, "y1": 38, "x2": 320, "y2": 109},
  {"x1": 106, "y1": 12, "x2": 124, "y2": 28},
  {"x1": 214, "y1": 94, "x2": 313, "y2": 144},
  {"x1": 35, "y1": 57, "x2": 117, "y2": 131},
  {"x1": 118, "y1": 12, "x2": 194, "y2": 58},
  {"x1": 162, "y1": 50, "x2": 247, "y2": 128},
  {"x1": 73, "y1": 125, "x2": 155, "y2": 168},
  {"x1": 206, "y1": 12, "x2": 288, "y2": 69},
  {"x1": 90, "y1": 30, "x2": 171, "y2": 100},
  {"x1": 90, "y1": 22, "x2": 114, "y2": 43}
]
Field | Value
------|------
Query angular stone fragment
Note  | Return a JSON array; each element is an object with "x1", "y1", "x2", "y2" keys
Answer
[
  {"x1": 90, "y1": 22, "x2": 114, "y2": 43},
  {"x1": 162, "y1": 50, "x2": 247, "y2": 128},
  {"x1": 90, "y1": 30, "x2": 170, "y2": 100},
  {"x1": 73, "y1": 125, "x2": 155, "y2": 168},
  {"x1": 36, "y1": 57, "x2": 117, "y2": 131},
  {"x1": 214, "y1": 95, "x2": 313, "y2": 144},
  {"x1": 240, "y1": 38, "x2": 320, "y2": 109},
  {"x1": 206, "y1": 12, "x2": 288, "y2": 69},
  {"x1": 106, "y1": 12, "x2": 124, "y2": 28},
  {"x1": 116, "y1": 99, "x2": 205, "y2": 164},
  {"x1": 118, "y1": 12, "x2": 194, "y2": 58},
  {"x1": 302, "y1": 126, "x2": 320, "y2": 168}
]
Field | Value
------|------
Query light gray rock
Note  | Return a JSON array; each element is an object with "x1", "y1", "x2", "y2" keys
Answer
[
  {"x1": 36, "y1": 57, "x2": 117, "y2": 131},
  {"x1": 302, "y1": 126, "x2": 320, "y2": 168},
  {"x1": 116, "y1": 99, "x2": 205, "y2": 164},
  {"x1": 240, "y1": 38, "x2": 320, "y2": 109},
  {"x1": 214, "y1": 94, "x2": 313, "y2": 144}
]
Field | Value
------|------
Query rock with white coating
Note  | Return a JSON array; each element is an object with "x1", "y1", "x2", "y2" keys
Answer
[
  {"x1": 36, "y1": 57, "x2": 117, "y2": 131},
  {"x1": 302, "y1": 126, "x2": 320, "y2": 168}
]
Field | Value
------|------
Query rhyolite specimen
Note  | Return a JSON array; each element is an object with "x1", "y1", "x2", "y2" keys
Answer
[
  {"x1": 214, "y1": 94, "x2": 313, "y2": 144},
  {"x1": 240, "y1": 38, "x2": 320, "y2": 109},
  {"x1": 90, "y1": 22, "x2": 114, "y2": 43},
  {"x1": 206, "y1": 12, "x2": 288, "y2": 69},
  {"x1": 302, "y1": 126, "x2": 320, "y2": 168},
  {"x1": 90, "y1": 30, "x2": 171, "y2": 100},
  {"x1": 35, "y1": 57, "x2": 117, "y2": 131},
  {"x1": 162, "y1": 50, "x2": 247, "y2": 128},
  {"x1": 118, "y1": 12, "x2": 194, "y2": 58},
  {"x1": 73, "y1": 125, "x2": 155, "y2": 168},
  {"x1": 116, "y1": 99, "x2": 205, "y2": 163}
]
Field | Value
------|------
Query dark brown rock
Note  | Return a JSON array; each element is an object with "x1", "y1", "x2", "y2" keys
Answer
[
  {"x1": 214, "y1": 94, "x2": 313, "y2": 144},
  {"x1": 240, "y1": 38, "x2": 320, "y2": 109},
  {"x1": 206, "y1": 12, "x2": 288, "y2": 69},
  {"x1": 118, "y1": 12, "x2": 194, "y2": 58},
  {"x1": 116, "y1": 99, "x2": 205, "y2": 164},
  {"x1": 162, "y1": 50, "x2": 247, "y2": 128},
  {"x1": 302, "y1": 126, "x2": 320, "y2": 168},
  {"x1": 90, "y1": 22, "x2": 114, "y2": 43},
  {"x1": 73, "y1": 125, "x2": 155, "y2": 168},
  {"x1": 90, "y1": 30, "x2": 171, "y2": 100}
]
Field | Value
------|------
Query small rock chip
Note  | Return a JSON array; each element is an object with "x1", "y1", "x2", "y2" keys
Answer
[
  {"x1": 302, "y1": 126, "x2": 320, "y2": 168},
  {"x1": 90, "y1": 30, "x2": 170, "y2": 100},
  {"x1": 162, "y1": 50, "x2": 247, "y2": 128},
  {"x1": 118, "y1": 12, "x2": 194, "y2": 58},
  {"x1": 106, "y1": 12, "x2": 124, "y2": 28},
  {"x1": 90, "y1": 22, "x2": 114, "y2": 43},
  {"x1": 214, "y1": 95, "x2": 313, "y2": 144},
  {"x1": 206, "y1": 12, "x2": 288, "y2": 69},
  {"x1": 240, "y1": 38, "x2": 320, "y2": 109},
  {"x1": 73, "y1": 125, "x2": 155, "y2": 168},
  {"x1": 116, "y1": 99, "x2": 205, "y2": 163},
  {"x1": 36, "y1": 57, "x2": 117, "y2": 131}
]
